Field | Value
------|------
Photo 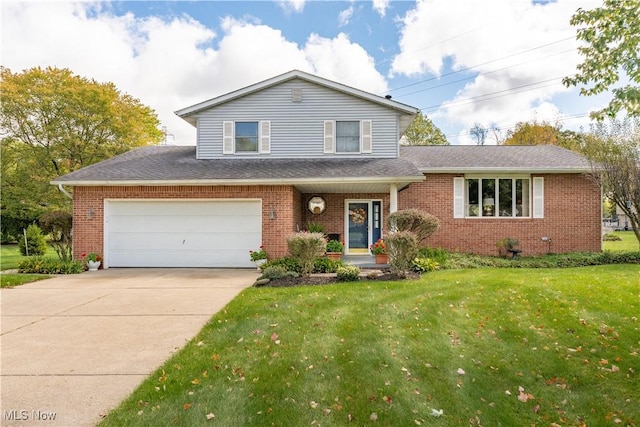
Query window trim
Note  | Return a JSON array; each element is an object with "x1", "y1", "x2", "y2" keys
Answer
[
  {"x1": 324, "y1": 120, "x2": 372, "y2": 154},
  {"x1": 222, "y1": 120, "x2": 270, "y2": 155},
  {"x1": 454, "y1": 175, "x2": 540, "y2": 219}
]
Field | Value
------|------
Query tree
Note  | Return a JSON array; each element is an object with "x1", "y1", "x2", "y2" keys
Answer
[
  {"x1": 504, "y1": 121, "x2": 558, "y2": 146},
  {"x1": 469, "y1": 123, "x2": 488, "y2": 145},
  {"x1": 403, "y1": 112, "x2": 448, "y2": 145},
  {"x1": 584, "y1": 118, "x2": 640, "y2": 248},
  {"x1": 562, "y1": 0, "x2": 640, "y2": 119},
  {"x1": 1, "y1": 67, "x2": 163, "y2": 239}
]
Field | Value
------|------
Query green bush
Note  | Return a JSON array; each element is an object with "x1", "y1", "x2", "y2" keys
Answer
[
  {"x1": 18, "y1": 224, "x2": 48, "y2": 256},
  {"x1": 262, "y1": 257, "x2": 301, "y2": 273},
  {"x1": 417, "y1": 247, "x2": 449, "y2": 265},
  {"x1": 386, "y1": 230, "x2": 419, "y2": 277},
  {"x1": 40, "y1": 210, "x2": 73, "y2": 261},
  {"x1": 602, "y1": 233, "x2": 622, "y2": 241},
  {"x1": 18, "y1": 257, "x2": 84, "y2": 274},
  {"x1": 336, "y1": 265, "x2": 360, "y2": 282},
  {"x1": 287, "y1": 232, "x2": 327, "y2": 276},
  {"x1": 313, "y1": 257, "x2": 343, "y2": 273},
  {"x1": 259, "y1": 266, "x2": 299, "y2": 280},
  {"x1": 412, "y1": 257, "x2": 440, "y2": 273},
  {"x1": 387, "y1": 209, "x2": 440, "y2": 244}
]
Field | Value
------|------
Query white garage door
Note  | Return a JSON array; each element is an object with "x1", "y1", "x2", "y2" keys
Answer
[{"x1": 105, "y1": 200, "x2": 261, "y2": 268}]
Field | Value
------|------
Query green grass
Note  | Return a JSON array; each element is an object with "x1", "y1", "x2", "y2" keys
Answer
[
  {"x1": 1, "y1": 244, "x2": 58, "y2": 270},
  {"x1": 100, "y1": 265, "x2": 639, "y2": 427},
  {"x1": 1, "y1": 244, "x2": 57, "y2": 287},
  {"x1": 1, "y1": 274, "x2": 51, "y2": 288},
  {"x1": 604, "y1": 231, "x2": 640, "y2": 252}
]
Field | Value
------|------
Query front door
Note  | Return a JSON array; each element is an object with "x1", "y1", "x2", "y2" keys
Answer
[{"x1": 346, "y1": 200, "x2": 383, "y2": 254}]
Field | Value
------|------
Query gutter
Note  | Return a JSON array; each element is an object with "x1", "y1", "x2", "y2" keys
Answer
[{"x1": 57, "y1": 184, "x2": 73, "y2": 199}]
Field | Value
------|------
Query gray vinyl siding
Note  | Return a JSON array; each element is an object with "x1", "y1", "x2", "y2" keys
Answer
[{"x1": 196, "y1": 79, "x2": 401, "y2": 159}]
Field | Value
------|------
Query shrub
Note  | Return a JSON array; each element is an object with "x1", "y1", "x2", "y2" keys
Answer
[
  {"x1": 386, "y1": 231, "x2": 419, "y2": 277},
  {"x1": 259, "y1": 266, "x2": 299, "y2": 280},
  {"x1": 496, "y1": 237, "x2": 520, "y2": 258},
  {"x1": 313, "y1": 257, "x2": 343, "y2": 273},
  {"x1": 287, "y1": 232, "x2": 327, "y2": 276},
  {"x1": 262, "y1": 257, "x2": 301, "y2": 274},
  {"x1": 387, "y1": 209, "x2": 440, "y2": 244},
  {"x1": 412, "y1": 257, "x2": 440, "y2": 273},
  {"x1": 336, "y1": 265, "x2": 360, "y2": 282},
  {"x1": 326, "y1": 240, "x2": 344, "y2": 253},
  {"x1": 40, "y1": 210, "x2": 73, "y2": 261},
  {"x1": 417, "y1": 247, "x2": 449, "y2": 265},
  {"x1": 602, "y1": 233, "x2": 622, "y2": 241},
  {"x1": 18, "y1": 257, "x2": 84, "y2": 274},
  {"x1": 18, "y1": 224, "x2": 48, "y2": 256},
  {"x1": 306, "y1": 221, "x2": 326, "y2": 234}
]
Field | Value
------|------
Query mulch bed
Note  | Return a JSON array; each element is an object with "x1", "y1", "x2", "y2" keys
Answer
[{"x1": 256, "y1": 271, "x2": 420, "y2": 287}]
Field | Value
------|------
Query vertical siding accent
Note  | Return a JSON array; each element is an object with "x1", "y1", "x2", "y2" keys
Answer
[
  {"x1": 533, "y1": 177, "x2": 544, "y2": 218},
  {"x1": 453, "y1": 177, "x2": 465, "y2": 218},
  {"x1": 222, "y1": 121, "x2": 234, "y2": 154},
  {"x1": 361, "y1": 120, "x2": 372, "y2": 153},
  {"x1": 260, "y1": 121, "x2": 271, "y2": 154},
  {"x1": 324, "y1": 120, "x2": 335, "y2": 154}
]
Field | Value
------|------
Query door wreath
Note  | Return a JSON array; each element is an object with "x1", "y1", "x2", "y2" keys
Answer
[{"x1": 349, "y1": 208, "x2": 367, "y2": 224}]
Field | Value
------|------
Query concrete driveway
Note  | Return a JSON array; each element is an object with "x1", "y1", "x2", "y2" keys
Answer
[{"x1": 0, "y1": 268, "x2": 257, "y2": 426}]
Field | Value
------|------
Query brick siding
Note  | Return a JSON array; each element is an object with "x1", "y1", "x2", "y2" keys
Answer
[
  {"x1": 73, "y1": 173, "x2": 601, "y2": 264},
  {"x1": 399, "y1": 173, "x2": 602, "y2": 256},
  {"x1": 72, "y1": 185, "x2": 300, "y2": 261}
]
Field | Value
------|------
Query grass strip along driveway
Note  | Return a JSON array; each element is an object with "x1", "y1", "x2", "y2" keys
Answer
[{"x1": 101, "y1": 265, "x2": 639, "y2": 426}]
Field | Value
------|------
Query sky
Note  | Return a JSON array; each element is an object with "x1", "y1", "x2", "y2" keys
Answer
[{"x1": 2, "y1": 0, "x2": 610, "y2": 145}]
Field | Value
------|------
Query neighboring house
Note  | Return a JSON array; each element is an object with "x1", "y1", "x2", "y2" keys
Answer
[{"x1": 51, "y1": 70, "x2": 601, "y2": 268}]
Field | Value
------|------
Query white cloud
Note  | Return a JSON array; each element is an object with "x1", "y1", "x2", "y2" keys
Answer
[
  {"x1": 276, "y1": 0, "x2": 305, "y2": 14},
  {"x1": 2, "y1": 2, "x2": 386, "y2": 145},
  {"x1": 391, "y1": 0, "x2": 602, "y2": 144},
  {"x1": 338, "y1": 6, "x2": 354, "y2": 27},
  {"x1": 372, "y1": 0, "x2": 389, "y2": 17}
]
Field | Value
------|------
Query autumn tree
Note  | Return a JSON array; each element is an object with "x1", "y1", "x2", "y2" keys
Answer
[
  {"x1": 562, "y1": 0, "x2": 640, "y2": 118},
  {"x1": 0, "y1": 66, "x2": 163, "y2": 240},
  {"x1": 584, "y1": 118, "x2": 640, "y2": 248},
  {"x1": 504, "y1": 121, "x2": 558, "y2": 146},
  {"x1": 403, "y1": 112, "x2": 448, "y2": 145}
]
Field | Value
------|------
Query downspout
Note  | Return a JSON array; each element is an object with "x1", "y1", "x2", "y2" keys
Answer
[{"x1": 57, "y1": 184, "x2": 73, "y2": 200}]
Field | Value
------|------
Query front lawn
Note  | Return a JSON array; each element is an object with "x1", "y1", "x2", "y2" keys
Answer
[
  {"x1": 604, "y1": 231, "x2": 640, "y2": 252},
  {"x1": 1, "y1": 244, "x2": 58, "y2": 287},
  {"x1": 101, "y1": 265, "x2": 639, "y2": 426}
]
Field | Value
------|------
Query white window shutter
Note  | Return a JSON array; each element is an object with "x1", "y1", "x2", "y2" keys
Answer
[
  {"x1": 453, "y1": 177, "x2": 465, "y2": 218},
  {"x1": 260, "y1": 121, "x2": 271, "y2": 154},
  {"x1": 324, "y1": 120, "x2": 335, "y2": 153},
  {"x1": 361, "y1": 120, "x2": 372, "y2": 153},
  {"x1": 533, "y1": 177, "x2": 544, "y2": 218},
  {"x1": 222, "y1": 121, "x2": 234, "y2": 154}
]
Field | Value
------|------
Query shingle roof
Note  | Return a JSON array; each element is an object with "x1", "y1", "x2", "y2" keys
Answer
[
  {"x1": 51, "y1": 146, "x2": 424, "y2": 184},
  {"x1": 401, "y1": 145, "x2": 592, "y2": 172}
]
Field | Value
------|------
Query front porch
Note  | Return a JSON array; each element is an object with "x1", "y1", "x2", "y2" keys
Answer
[{"x1": 340, "y1": 254, "x2": 389, "y2": 270}]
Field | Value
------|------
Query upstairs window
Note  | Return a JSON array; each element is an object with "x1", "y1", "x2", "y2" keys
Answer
[
  {"x1": 336, "y1": 121, "x2": 360, "y2": 153},
  {"x1": 235, "y1": 122, "x2": 259, "y2": 153}
]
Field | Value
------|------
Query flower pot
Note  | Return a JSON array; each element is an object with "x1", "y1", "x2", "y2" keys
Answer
[
  {"x1": 254, "y1": 259, "x2": 267, "y2": 271},
  {"x1": 87, "y1": 260, "x2": 101, "y2": 271},
  {"x1": 374, "y1": 254, "x2": 388, "y2": 264},
  {"x1": 326, "y1": 252, "x2": 342, "y2": 261}
]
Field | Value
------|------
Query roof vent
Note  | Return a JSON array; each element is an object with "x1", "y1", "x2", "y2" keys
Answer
[
  {"x1": 292, "y1": 88, "x2": 302, "y2": 103},
  {"x1": 385, "y1": 95, "x2": 392, "y2": 100}
]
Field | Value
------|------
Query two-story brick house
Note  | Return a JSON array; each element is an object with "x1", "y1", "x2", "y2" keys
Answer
[{"x1": 51, "y1": 70, "x2": 601, "y2": 268}]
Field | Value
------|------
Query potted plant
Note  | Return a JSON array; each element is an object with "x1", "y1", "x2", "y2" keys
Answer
[
  {"x1": 326, "y1": 240, "x2": 344, "y2": 260},
  {"x1": 249, "y1": 245, "x2": 268, "y2": 270},
  {"x1": 83, "y1": 252, "x2": 102, "y2": 271},
  {"x1": 370, "y1": 239, "x2": 387, "y2": 264}
]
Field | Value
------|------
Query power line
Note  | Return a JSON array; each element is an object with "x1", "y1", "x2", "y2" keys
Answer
[
  {"x1": 386, "y1": 35, "x2": 576, "y2": 94},
  {"x1": 394, "y1": 47, "x2": 576, "y2": 99}
]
